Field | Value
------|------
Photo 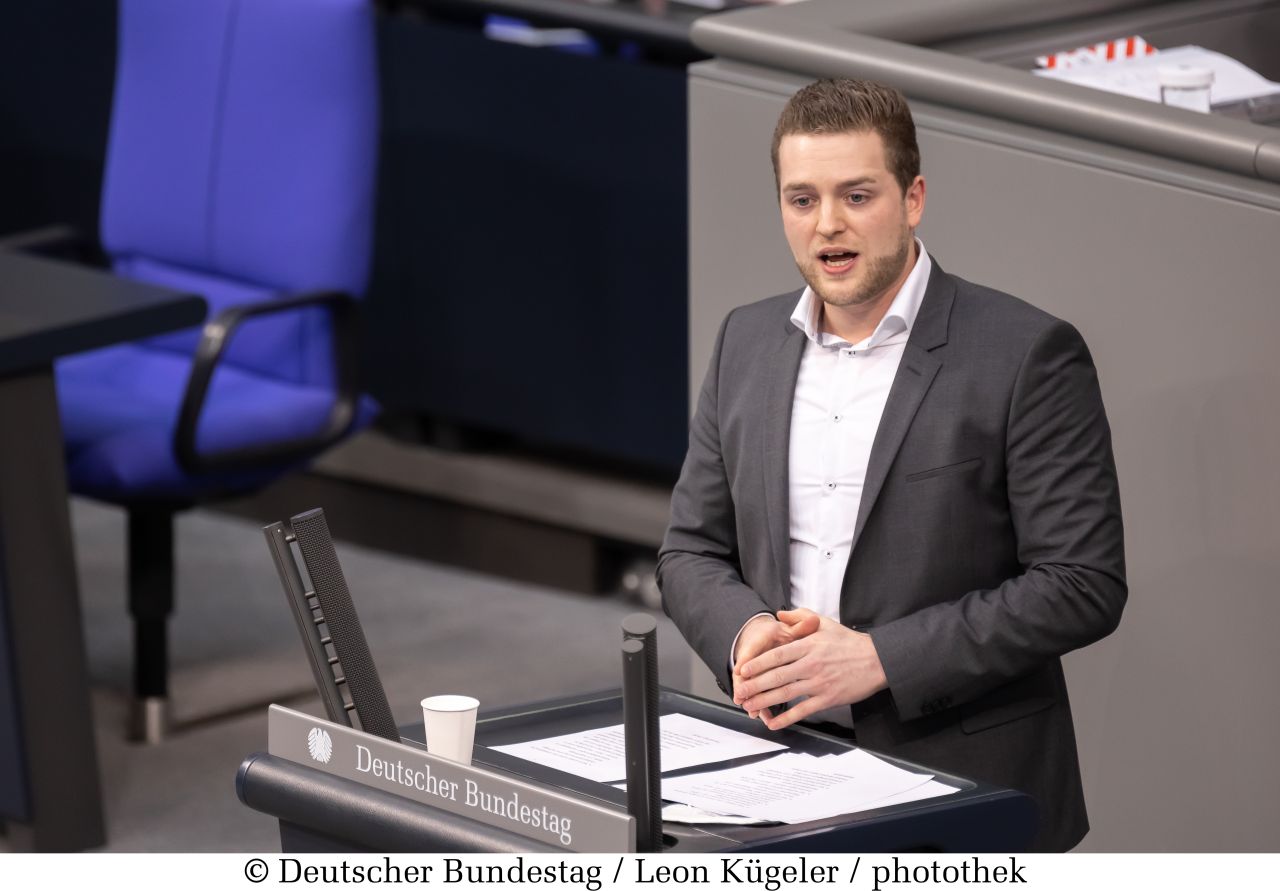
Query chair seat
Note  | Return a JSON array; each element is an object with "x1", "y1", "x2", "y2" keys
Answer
[{"x1": 57, "y1": 343, "x2": 377, "y2": 502}]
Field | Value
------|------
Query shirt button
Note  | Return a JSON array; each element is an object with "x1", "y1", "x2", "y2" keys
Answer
[
  {"x1": 824, "y1": 550, "x2": 833, "y2": 559},
  {"x1": 825, "y1": 482, "x2": 837, "y2": 491},
  {"x1": 833, "y1": 413, "x2": 842, "y2": 423}
]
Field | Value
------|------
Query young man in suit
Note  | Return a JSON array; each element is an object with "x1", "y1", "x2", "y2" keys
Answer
[{"x1": 658, "y1": 78, "x2": 1126, "y2": 852}]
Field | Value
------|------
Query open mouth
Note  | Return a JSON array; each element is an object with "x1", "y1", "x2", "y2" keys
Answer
[{"x1": 818, "y1": 249, "x2": 859, "y2": 272}]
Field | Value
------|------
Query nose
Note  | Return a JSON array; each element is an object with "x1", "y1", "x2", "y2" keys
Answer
[{"x1": 816, "y1": 199, "x2": 845, "y2": 239}]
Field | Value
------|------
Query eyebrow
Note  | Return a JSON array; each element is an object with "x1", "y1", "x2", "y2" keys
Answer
[{"x1": 782, "y1": 176, "x2": 878, "y2": 193}]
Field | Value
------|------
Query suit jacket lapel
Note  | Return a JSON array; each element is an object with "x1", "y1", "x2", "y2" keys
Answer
[
  {"x1": 850, "y1": 268, "x2": 955, "y2": 555},
  {"x1": 762, "y1": 311, "x2": 807, "y2": 606}
]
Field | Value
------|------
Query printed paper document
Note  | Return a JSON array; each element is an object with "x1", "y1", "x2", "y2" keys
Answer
[
  {"x1": 654, "y1": 779, "x2": 958, "y2": 825},
  {"x1": 658, "y1": 749, "x2": 955, "y2": 824},
  {"x1": 491, "y1": 713, "x2": 787, "y2": 783},
  {"x1": 1034, "y1": 45, "x2": 1280, "y2": 106}
]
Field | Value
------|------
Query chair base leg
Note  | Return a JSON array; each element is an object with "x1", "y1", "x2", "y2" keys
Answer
[
  {"x1": 129, "y1": 696, "x2": 171, "y2": 745},
  {"x1": 128, "y1": 506, "x2": 176, "y2": 745}
]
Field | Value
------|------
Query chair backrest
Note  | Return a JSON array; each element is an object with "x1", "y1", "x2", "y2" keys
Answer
[{"x1": 100, "y1": 0, "x2": 378, "y2": 386}]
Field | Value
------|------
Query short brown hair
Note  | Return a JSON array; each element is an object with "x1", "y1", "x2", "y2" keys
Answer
[{"x1": 771, "y1": 78, "x2": 920, "y2": 196}]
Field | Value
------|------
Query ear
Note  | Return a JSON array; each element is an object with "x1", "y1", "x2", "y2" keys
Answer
[{"x1": 905, "y1": 175, "x2": 926, "y2": 228}]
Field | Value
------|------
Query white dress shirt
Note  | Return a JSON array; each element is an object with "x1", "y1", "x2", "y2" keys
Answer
[
  {"x1": 788, "y1": 244, "x2": 931, "y2": 624},
  {"x1": 732, "y1": 243, "x2": 932, "y2": 728}
]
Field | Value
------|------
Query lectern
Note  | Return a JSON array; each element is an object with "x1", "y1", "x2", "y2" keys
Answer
[{"x1": 238, "y1": 509, "x2": 1037, "y2": 853}]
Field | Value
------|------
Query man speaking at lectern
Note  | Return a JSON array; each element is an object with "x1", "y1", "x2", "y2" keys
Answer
[{"x1": 658, "y1": 79, "x2": 1126, "y2": 852}]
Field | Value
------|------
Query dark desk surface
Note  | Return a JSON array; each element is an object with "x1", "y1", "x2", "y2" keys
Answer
[
  {"x1": 0, "y1": 251, "x2": 206, "y2": 376},
  {"x1": 0, "y1": 249, "x2": 205, "y2": 850}
]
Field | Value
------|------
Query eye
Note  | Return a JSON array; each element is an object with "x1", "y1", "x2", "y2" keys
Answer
[
  {"x1": 847, "y1": 192, "x2": 868, "y2": 205},
  {"x1": 792, "y1": 196, "x2": 813, "y2": 208}
]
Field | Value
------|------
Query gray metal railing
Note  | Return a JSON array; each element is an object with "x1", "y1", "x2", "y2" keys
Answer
[{"x1": 692, "y1": 0, "x2": 1280, "y2": 183}]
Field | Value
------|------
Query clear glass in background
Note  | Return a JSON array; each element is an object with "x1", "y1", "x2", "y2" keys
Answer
[{"x1": 1159, "y1": 65, "x2": 1215, "y2": 113}]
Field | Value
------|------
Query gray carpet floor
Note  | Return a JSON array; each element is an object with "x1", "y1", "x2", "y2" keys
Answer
[{"x1": 24, "y1": 499, "x2": 694, "y2": 852}]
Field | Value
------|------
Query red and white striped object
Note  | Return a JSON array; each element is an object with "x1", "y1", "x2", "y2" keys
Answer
[{"x1": 1036, "y1": 36, "x2": 1156, "y2": 69}]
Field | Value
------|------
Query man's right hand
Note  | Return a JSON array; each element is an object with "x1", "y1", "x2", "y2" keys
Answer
[{"x1": 732, "y1": 612, "x2": 820, "y2": 719}]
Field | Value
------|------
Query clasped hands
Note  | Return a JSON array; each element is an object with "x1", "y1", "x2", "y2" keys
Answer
[{"x1": 732, "y1": 608, "x2": 888, "y2": 731}]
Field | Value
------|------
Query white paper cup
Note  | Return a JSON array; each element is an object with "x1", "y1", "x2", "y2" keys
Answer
[{"x1": 420, "y1": 694, "x2": 479, "y2": 765}]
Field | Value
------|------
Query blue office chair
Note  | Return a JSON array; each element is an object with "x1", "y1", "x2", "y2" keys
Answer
[{"x1": 53, "y1": 0, "x2": 380, "y2": 741}]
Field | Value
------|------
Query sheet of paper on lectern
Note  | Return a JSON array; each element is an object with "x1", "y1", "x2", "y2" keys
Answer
[
  {"x1": 658, "y1": 749, "x2": 956, "y2": 824},
  {"x1": 491, "y1": 713, "x2": 787, "y2": 783}
]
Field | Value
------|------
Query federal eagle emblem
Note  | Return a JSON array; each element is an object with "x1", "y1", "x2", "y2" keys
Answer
[{"x1": 307, "y1": 727, "x2": 333, "y2": 764}]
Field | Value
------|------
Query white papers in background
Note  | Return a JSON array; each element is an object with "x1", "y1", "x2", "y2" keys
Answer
[
  {"x1": 658, "y1": 749, "x2": 957, "y2": 824},
  {"x1": 668, "y1": 0, "x2": 808, "y2": 9},
  {"x1": 490, "y1": 713, "x2": 787, "y2": 783},
  {"x1": 482, "y1": 21, "x2": 591, "y2": 48},
  {"x1": 1036, "y1": 35, "x2": 1154, "y2": 70},
  {"x1": 1033, "y1": 45, "x2": 1280, "y2": 106}
]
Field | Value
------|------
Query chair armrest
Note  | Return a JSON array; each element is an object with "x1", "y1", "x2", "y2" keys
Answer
[
  {"x1": 0, "y1": 225, "x2": 106, "y2": 265},
  {"x1": 174, "y1": 290, "x2": 362, "y2": 475}
]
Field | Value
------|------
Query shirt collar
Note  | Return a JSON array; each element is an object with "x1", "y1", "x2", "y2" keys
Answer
[{"x1": 790, "y1": 240, "x2": 932, "y2": 349}]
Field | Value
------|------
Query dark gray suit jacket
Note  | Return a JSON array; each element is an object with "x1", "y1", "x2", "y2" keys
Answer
[{"x1": 658, "y1": 264, "x2": 1126, "y2": 852}]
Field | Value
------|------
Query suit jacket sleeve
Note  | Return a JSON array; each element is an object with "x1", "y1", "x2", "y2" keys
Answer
[
  {"x1": 869, "y1": 319, "x2": 1127, "y2": 721},
  {"x1": 658, "y1": 310, "x2": 773, "y2": 693}
]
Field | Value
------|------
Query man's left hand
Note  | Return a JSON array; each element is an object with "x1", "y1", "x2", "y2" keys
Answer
[{"x1": 735, "y1": 608, "x2": 889, "y2": 731}]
